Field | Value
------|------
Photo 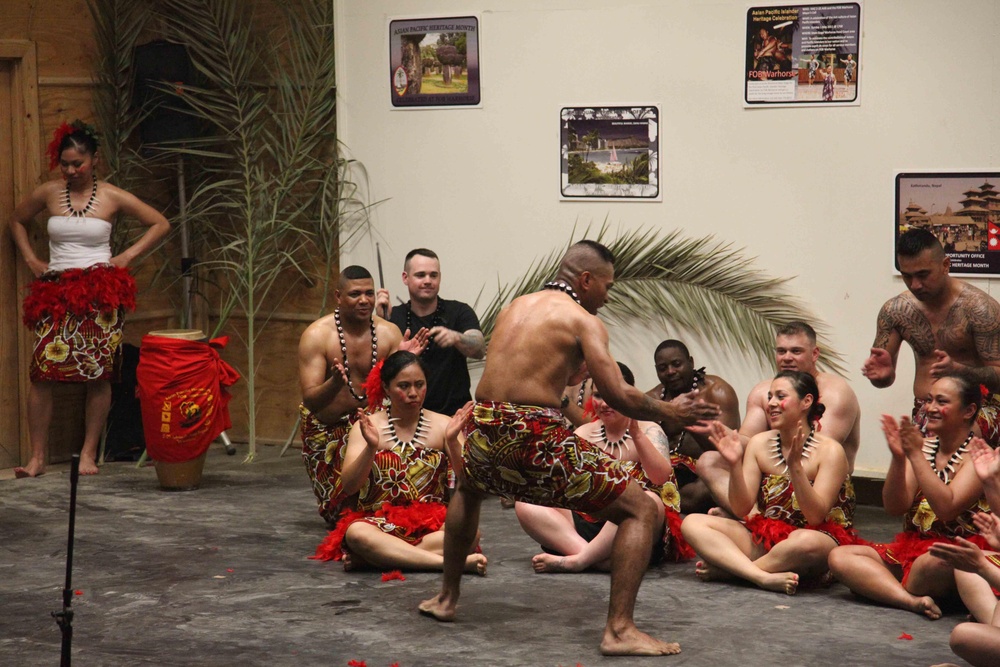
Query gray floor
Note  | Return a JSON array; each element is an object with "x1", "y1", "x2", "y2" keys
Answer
[{"x1": 0, "y1": 446, "x2": 974, "y2": 666}]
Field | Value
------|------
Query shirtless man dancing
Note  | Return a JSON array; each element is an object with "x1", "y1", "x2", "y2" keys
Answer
[
  {"x1": 862, "y1": 228, "x2": 1000, "y2": 443},
  {"x1": 698, "y1": 321, "x2": 861, "y2": 515},
  {"x1": 418, "y1": 240, "x2": 720, "y2": 656},
  {"x1": 298, "y1": 265, "x2": 427, "y2": 524}
]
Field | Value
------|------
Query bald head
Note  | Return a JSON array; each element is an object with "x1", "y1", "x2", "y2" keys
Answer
[{"x1": 558, "y1": 240, "x2": 615, "y2": 282}]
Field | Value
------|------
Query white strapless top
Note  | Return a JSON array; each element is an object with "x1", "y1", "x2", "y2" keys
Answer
[{"x1": 47, "y1": 216, "x2": 112, "y2": 272}]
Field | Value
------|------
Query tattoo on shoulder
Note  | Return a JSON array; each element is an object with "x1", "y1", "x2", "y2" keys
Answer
[
  {"x1": 644, "y1": 425, "x2": 671, "y2": 457},
  {"x1": 877, "y1": 296, "x2": 934, "y2": 354},
  {"x1": 961, "y1": 287, "x2": 1000, "y2": 361}
]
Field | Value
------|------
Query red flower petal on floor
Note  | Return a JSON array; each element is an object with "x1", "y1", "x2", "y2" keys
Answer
[
  {"x1": 389, "y1": 663, "x2": 400, "y2": 667},
  {"x1": 227, "y1": 568, "x2": 234, "y2": 573},
  {"x1": 897, "y1": 633, "x2": 913, "y2": 640},
  {"x1": 74, "y1": 590, "x2": 83, "y2": 596},
  {"x1": 381, "y1": 570, "x2": 406, "y2": 582},
  {"x1": 347, "y1": 661, "x2": 366, "y2": 667}
]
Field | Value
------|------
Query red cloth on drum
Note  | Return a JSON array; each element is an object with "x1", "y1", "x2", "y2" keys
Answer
[
  {"x1": 137, "y1": 335, "x2": 239, "y2": 463},
  {"x1": 24, "y1": 265, "x2": 136, "y2": 383}
]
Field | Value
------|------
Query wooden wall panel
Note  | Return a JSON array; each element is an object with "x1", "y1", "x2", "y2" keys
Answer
[{"x1": 3, "y1": 0, "x2": 337, "y2": 460}]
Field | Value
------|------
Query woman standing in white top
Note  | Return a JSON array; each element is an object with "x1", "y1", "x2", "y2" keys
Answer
[{"x1": 8, "y1": 120, "x2": 170, "y2": 476}]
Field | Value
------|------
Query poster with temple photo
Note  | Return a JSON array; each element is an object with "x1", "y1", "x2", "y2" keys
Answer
[
  {"x1": 389, "y1": 16, "x2": 480, "y2": 108},
  {"x1": 895, "y1": 172, "x2": 1000, "y2": 276},
  {"x1": 560, "y1": 106, "x2": 660, "y2": 200},
  {"x1": 744, "y1": 3, "x2": 861, "y2": 107}
]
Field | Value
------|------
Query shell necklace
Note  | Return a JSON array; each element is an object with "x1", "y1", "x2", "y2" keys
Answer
[
  {"x1": 64, "y1": 174, "x2": 99, "y2": 218},
  {"x1": 382, "y1": 407, "x2": 428, "y2": 455},
  {"x1": 922, "y1": 433, "x2": 973, "y2": 484},
  {"x1": 769, "y1": 428, "x2": 817, "y2": 474},
  {"x1": 598, "y1": 423, "x2": 631, "y2": 459}
]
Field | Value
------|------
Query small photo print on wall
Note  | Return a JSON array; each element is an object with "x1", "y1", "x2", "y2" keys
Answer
[
  {"x1": 896, "y1": 172, "x2": 1000, "y2": 276},
  {"x1": 560, "y1": 106, "x2": 659, "y2": 200},
  {"x1": 745, "y1": 3, "x2": 861, "y2": 106},
  {"x1": 389, "y1": 16, "x2": 480, "y2": 108}
]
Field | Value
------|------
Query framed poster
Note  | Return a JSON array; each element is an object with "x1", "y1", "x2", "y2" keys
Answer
[
  {"x1": 744, "y1": 3, "x2": 861, "y2": 106},
  {"x1": 895, "y1": 172, "x2": 1000, "y2": 276},
  {"x1": 389, "y1": 16, "x2": 480, "y2": 108},
  {"x1": 560, "y1": 106, "x2": 659, "y2": 200}
]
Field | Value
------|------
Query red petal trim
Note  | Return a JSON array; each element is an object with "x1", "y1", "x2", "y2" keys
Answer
[
  {"x1": 381, "y1": 570, "x2": 406, "y2": 582},
  {"x1": 310, "y1": 508, "x2": 369, "y2": 562},
  {"x1": 22, "y1": 264, "x2": 136, "y2": 327},
  {"x1": 364, "y1": 359, "x2": 385, "y2": 408},
  {"x1": 664, "y1": 509, "x2": 695, "y2": 561}
]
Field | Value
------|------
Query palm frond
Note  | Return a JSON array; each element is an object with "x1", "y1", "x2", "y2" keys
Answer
[{"x1": 478, "y1": 222, "x2": 847, "y2": 375}]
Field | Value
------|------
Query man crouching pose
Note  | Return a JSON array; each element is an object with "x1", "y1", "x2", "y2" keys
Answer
[{"x1": 418, "y1": 240, "x2": 720, "y2": 656}]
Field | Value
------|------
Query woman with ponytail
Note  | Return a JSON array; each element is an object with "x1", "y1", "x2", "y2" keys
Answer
[
  {"x1": 9, "y1": 120, "x2": 170, "y2": 477},
  {"x1": 311, "y1": 350, "x2": 486, "y2": 575},
  {"x1": 681, "y1": 370, "x2": 857, "y2": 594}
]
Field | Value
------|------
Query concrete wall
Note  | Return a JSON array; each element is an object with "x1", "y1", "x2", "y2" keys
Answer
[{"x1": 334, "y1": 0, "x2": 1000, "y2": 477}]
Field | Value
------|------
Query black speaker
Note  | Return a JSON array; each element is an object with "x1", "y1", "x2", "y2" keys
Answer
[
  {"x1": 105, "y1": 343, "x2": 145, "y2": 461},
  {"x1": 132, "y1": 40, "x2": 201, "y2": 144}
]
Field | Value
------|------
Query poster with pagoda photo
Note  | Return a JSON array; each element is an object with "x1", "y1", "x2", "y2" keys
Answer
[
  {"x1": 389, "y1": 16, "x2": 480, "y2": 108},
  {"x1": 896, "y1": 172, "x2": 1000, "y2": 276},
  {"x1": 560, "y1": 106, "x2": 659, "y2": 199}
]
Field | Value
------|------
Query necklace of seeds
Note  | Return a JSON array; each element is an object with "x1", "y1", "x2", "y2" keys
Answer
[
  {"x1": 659, "y1": 367, "x2": 706, "y2": 401},
  {"x1": 599, "y1": 424, "x2": 631, "y2": 459},
  {"x1": 64, "y1": 174, "x2": 99, "y2": 218},
  {"x1": 576, "y1": 379, "x2": 589, "y2": 407},
  {"x1": 769, "y1": 428, "x2": 817, "y2": 474},
  {"x1": 543, "y1": 280, "x2": 581, "y2": 304},
  {"x1": 381, "y1": 407, "x2": 428, "y2": 455},
  {"x1": 922, "y1": 433, "x2": 973, "y2": 484},
  {"x1": 334, "y1": 308, "x2": 378, "y2": 403}
]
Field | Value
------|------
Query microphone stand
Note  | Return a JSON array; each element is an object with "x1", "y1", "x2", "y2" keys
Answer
[{"x1": 52, "y1": 454, "x2": 80, "y2": 667}]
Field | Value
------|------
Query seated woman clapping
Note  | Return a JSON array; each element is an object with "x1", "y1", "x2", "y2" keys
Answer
[
  {"x1": 681, "y1": 370, "x2": 856, "y2": 595},
  {"x1": 514, "y1": 362, "x2": 691, "y2": 573},
  {"x1": 929, "y1": 474, "x2": 1000, "y2": 667},
  {"x1": 828, "y1": 372, "x2": 989, "y2": 619},
  {"x1": 311, "y1": 351, "x2": 486, "y2": 575}
]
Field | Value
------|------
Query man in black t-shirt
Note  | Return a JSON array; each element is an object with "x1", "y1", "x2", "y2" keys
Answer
[{"x1": 388, "y1": 248, "x2": 485, "y2": 414}]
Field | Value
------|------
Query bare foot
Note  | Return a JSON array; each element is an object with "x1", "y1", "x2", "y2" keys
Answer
[
  {"x1": 532, "y1": 552, "x2": 583, "y2": 574},
  {"x1": 14, "y1": 460, "x2": 45, "y2": 478},
  {"x1": 418, "y1": 594, "x2": 456, "y2": 622},
  {"x1": 601, "y1": 626, "x2": 681, "y2": 656},
  {"x1": 79, "y1": 456, "x2": 99, "y2": 475},
  {"x1": 342, "y1": 552, "x2": 356, "y2": 572},
  {"x1": 910, "y1": 595, "x2": 942, "y2": 620},
  {"x1": 694, "y1": 560, "x2": 732, "y2": 582},
  {"x1": 464, "y1": 553, "x2": 488, "y2": 576},
  {"x1": 757, "y1": 571, "x2": 799, "y2": 595}
]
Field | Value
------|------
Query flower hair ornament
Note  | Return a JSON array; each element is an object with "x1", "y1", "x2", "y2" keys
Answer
[
  {"x1": 363, "y1": 359, "x2": 387, "y2": 408},
  {"x1": 981, "y1": 384, "x2": 991, "y2": 400},
  {"x1": 46, "y1": 119, "x2": 100, "y2": 171}
]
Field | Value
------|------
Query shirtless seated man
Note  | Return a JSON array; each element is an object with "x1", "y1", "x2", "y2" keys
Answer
[
  {"x1": 862, "y1": 228, "x2": 1000, "y2": 445},
  {"x1": 298, "y1": 265, "x2": 427, "y2": 524},
  {"x1": 645, "y1": 339, "x2": 740, "y2": 513},
  {"x1": 698, "y1": 321, "x2": 860, "y2": 516},
  {"x1": 418, "y1": 240, "x2": 720, "y2": 656}
]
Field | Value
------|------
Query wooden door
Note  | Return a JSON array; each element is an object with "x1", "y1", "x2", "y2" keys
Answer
[{"x1": 0, "y1": 59, "x2": 19, "y2": 469}]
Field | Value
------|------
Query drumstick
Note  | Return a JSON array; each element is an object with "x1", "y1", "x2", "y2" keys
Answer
[{"x1": 376, "y1": 242, "x2": 388, "y2": 319}]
